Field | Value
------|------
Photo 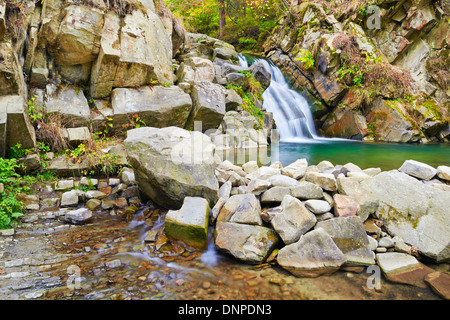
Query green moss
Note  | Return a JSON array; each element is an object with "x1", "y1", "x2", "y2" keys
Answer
[{"x1": 421, "y1": 100, "x2": 443, "y2": 121}]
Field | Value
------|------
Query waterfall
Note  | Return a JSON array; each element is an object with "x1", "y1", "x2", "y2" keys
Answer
[{"x1": 238, "y1": 54, "x2": 320, "y2": 142}]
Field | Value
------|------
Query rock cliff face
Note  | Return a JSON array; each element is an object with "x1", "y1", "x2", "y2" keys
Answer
[
  {"x1": 0, "y1": 0, "x2": 272, "y2": 163},
  {"x1": 264, "y1": 0, "x2": 449, "y2": 143}
]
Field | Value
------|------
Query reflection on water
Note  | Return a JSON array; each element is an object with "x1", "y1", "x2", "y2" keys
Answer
[{"x1": 217, "y1": 141, "x2": 450, "y2": 171}]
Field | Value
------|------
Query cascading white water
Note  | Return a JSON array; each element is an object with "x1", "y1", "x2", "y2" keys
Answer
[{"x1": 239, "y1": 54, "x2": 320, "y2": 142}]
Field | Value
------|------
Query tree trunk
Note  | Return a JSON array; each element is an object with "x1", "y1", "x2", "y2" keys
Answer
[{"x1": 218, "y1": 0, "x2": 226, "y2": 39}]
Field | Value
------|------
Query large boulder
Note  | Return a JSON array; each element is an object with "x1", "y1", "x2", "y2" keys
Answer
[
  {"x1": 276, "y1": 228, "x2": 347, "y2": 277},
  {"x1": 165, "y1": 197, "x2": 210, "y2": 249},
  {"x1": 111, "y1": 86, "x2": 193, "y2": 130},
  {"x1": 124, "y1": 127, "x2": 219, "y2": 209},
  {"x1": 316, "y1": 216, "x2": 375, "y2": 266},
  {"x1": 360, "y1": 170, "x2": 450, "y2": 262},
  {"x1": 215, "y1": 221, "x2": 279, "y2": 264}
]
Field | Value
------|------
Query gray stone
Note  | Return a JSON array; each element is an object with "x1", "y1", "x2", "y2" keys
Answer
[
  {"x1": 277, "y1": 228, "x2": 346, "y2": 277},
  {"x1": 85, "y1": 190, "x2": 107, "y2": 200},
  {"x1": 268, "y1": 174, "x2": 300, "y2": 187},
  {"x1": 55, "y1": 180, "x2": 74, "y2": 191},
  {"x1": 217, "y1": 193, "x2": 262, "y2": 226},
  {"x1": 246, "y1": 179, "x2": 272, "y2": 195},
  {"x1": 60, "y1": 190, "x2": 85, "y2": 207},
  {"x1": 399, "y1": 160, "x2": 437, "y2": 181},
  {"x1": 119, "y1": 168, "x2": 136, "y2": 185},
  {"x1": 376, "y1": 252, "x2": 420, "y2": 275},
  {"x1": 45, "y1": 84, "x2": 90, "y2": 128},
  {"x1": 215, "y1": 222, "x2": 279, "y2": 264},
  {"x1": 437, "y1": 166, "x2": 450, "y2": 181},
  {"x1": 304, "y1": 172, "x2": 337, "y2": 191},
  {"x1": 304, "y1": 199, "x2": 332, "y2": 214},
  {"x1": 111, "y1": 86, "x2": 193, "y2": 130},
  {"x1": 67, "y1": 127, "x2": 91, "y2": 146},
  {"x1": 64, "y1": 208, "x2": 93, "y2": 224},
  {"x1": 261, "y1": 186, "x2": 291, "y2": 203},
  {"x1": 316, "y1": 216, "x2": 375, "y2": 266},
  {"x1": 290, "y1": 181, "x2": 324, "y2": 199},
  {"x1": 271, "y1": 195, "x2": 317, "y2": 245},
  {"x1": 185, "y1": 81, "x2": 226, "y2": 132},
  {"x1": 378, "y1": 237, "x2": 395, "y2": 248},
  {"x1": 246, "y1": 166, "x2": 280, "y2": 181},
  {"x1": 281, "y1": 158, "x2": 308, "y2": 179},
  {"x1": 124, "y1": 127, "x2": 219, "y2": 209}
]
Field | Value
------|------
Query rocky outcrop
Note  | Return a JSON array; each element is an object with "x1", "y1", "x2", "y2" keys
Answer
[{"x1": 264, "y1": 0, "x2": 449, "y2": 143}]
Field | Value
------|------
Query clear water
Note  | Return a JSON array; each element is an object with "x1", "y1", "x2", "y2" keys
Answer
[{"x1": 236, "y1": 54, "x2": 450, "y2": 170}]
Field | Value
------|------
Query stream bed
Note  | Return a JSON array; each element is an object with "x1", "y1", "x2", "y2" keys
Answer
[{"x1": 0, "y1": 204, "x2": 446, "y2": 300}]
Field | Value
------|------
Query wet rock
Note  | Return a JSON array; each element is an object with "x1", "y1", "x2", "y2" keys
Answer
[
  {"x1": 316, "y1": 216, "x2": 375, "y2": 266},
  {"x1": 271, "y1": 195, "x2": 316, "y2": 245},
  {"x1": 217, "y1": 194, "x2": 262, "y2": 226},
  {"x1": 376, "y1": 252, "x2": 434, "y2": 288},
  {"x1": 399, "y1": 160, "x2": 437, "y2": 181},
  {"x1": 215, "y1": 222, "x2": 279, "y2": 264},
  {"x1": 64, "y1": 208, "x2": 93, "y2": 224},
  {"x1": 124, "y1": 126, "x2": 219, "y2": 209},
  {"x1": 86, "y1": 199, "x2": 102, "y2": 211},
  {"x1": 277, "y1": 228, "x2": 346, "y2": 277},
  {"x1": 165, "y1": 197, "x2": 210, "y2": 249},
  {"x1": 425, "y1": 272, "x2": 450, "y2": 300}
]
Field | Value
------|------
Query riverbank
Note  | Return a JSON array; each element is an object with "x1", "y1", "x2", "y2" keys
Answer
[{"x1": 1, "y1": 156, "x2": 449, "y2": 300}]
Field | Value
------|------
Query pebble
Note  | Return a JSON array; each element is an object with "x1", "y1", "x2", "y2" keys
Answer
[{"x1": 378, "y1": 237, "x2": 395, "y2": 248}]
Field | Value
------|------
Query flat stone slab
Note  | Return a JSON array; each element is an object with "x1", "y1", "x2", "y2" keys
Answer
[{"x1": 425, "y1": 272, "x2": 450, "y2": 300}]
